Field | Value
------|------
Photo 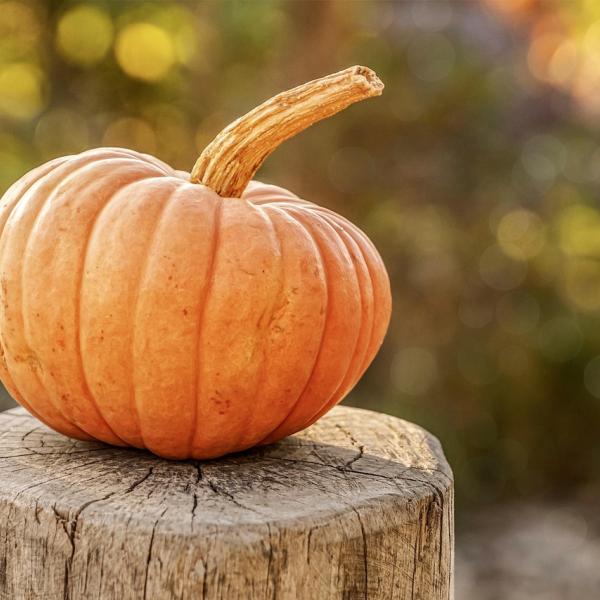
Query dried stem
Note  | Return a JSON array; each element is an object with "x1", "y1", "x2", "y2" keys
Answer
[{"x1": 190, "y1": 66, "x2": 384, "y2": 198}]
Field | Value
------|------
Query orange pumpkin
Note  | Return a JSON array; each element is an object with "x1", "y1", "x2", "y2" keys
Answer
[{"x1": 0, "y1": 66, "x2": 391, "y2": 459}]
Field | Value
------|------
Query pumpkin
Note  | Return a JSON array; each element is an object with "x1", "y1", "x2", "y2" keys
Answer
[{"x1": 0, "y1": 66, "x2": 391, "y2": 459}]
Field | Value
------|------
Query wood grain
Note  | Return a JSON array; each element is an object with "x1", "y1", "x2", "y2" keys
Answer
[{"x1": 0, "y1": 405, "x2": 453, "y2": 599}]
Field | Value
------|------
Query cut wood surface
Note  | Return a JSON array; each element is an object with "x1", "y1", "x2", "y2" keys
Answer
[{"x1": 0, "y1": 405, "x2": 453, "y2": 600}]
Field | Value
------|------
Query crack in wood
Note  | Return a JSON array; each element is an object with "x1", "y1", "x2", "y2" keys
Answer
[
  {"x1": 344, "y1": 444, "x2": 365, "y2": 469},
  {"x1": 0, "y1": 406, "x2": 453, "y2": 599},
  {"x1": 351, "y1": 507, "x2": 369, "y2": 600},
  {"x1": 142, "y1": 507, "x2": 168, "y2": 600}
]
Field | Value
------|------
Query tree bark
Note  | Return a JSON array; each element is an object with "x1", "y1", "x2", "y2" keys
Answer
[{"x1": 0, "y1": 405, "x2": 453, "y2": 599}]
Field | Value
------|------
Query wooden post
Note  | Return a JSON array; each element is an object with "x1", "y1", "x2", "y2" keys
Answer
[{"x1": 0, "y1": 405, "x2": 453, "y2": 599}]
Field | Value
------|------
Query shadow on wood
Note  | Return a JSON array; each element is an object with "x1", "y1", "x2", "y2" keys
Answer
[{"x1": 0, "y1": 405, "x2": 453, "y2": 599}]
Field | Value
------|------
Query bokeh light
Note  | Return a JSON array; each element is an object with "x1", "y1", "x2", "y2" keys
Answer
[
  {"x1": 496, "y1": 208, "x2": 545, "y2": 261},
  {"x1": 34, "y1": 108, "x2": 90, "y2": 159},
  {"x1": 0, "y1": 62, "x2": 45, "y2": 120},
  {"x1": 115, "y1": 23, "x2": 176, "y2": 82},
  {"x1": 1, "y1": 1, "x2": 40, "y2": 46},
  {"x1": 151, "y1": 5, "x2": 200, "y2": 66},
  {"x1": 102, "y1": 117, "x2": 157, "y2": 156},
  {"x1": 558, "y1": 204, "x2": 600, "y2": 258},
  {"x1": 562, "y1": 258, "x2": 600, "y2": 312},
  {"x1": 410, "y1": 0, "x2": 453, "y2": 32},
  {"x1": 56, "y1": 5, "x2": 113, "y2": 67}
]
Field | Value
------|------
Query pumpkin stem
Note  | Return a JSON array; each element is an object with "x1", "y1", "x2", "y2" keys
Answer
[{"x1": 190, "y1": 66, "x2": 384, "y2": 198}]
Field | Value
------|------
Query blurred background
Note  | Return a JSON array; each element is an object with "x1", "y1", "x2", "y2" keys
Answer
[{"x1": 1, "y1": 0, "x2": 599, "y2": 596}]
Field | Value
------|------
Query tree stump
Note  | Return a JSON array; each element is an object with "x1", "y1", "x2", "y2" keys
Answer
[{"x1": 0, "y1": 405, "x2": 453, "y2": 600}]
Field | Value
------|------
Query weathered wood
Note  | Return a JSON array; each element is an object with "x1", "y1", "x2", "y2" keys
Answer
[{"x1": 0, "y1": 405, "x2": 453, "y2": 600}]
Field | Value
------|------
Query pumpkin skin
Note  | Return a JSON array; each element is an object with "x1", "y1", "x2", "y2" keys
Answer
[{"x1": 0, "y1": 148, "x2": 391, "y2": 459}]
